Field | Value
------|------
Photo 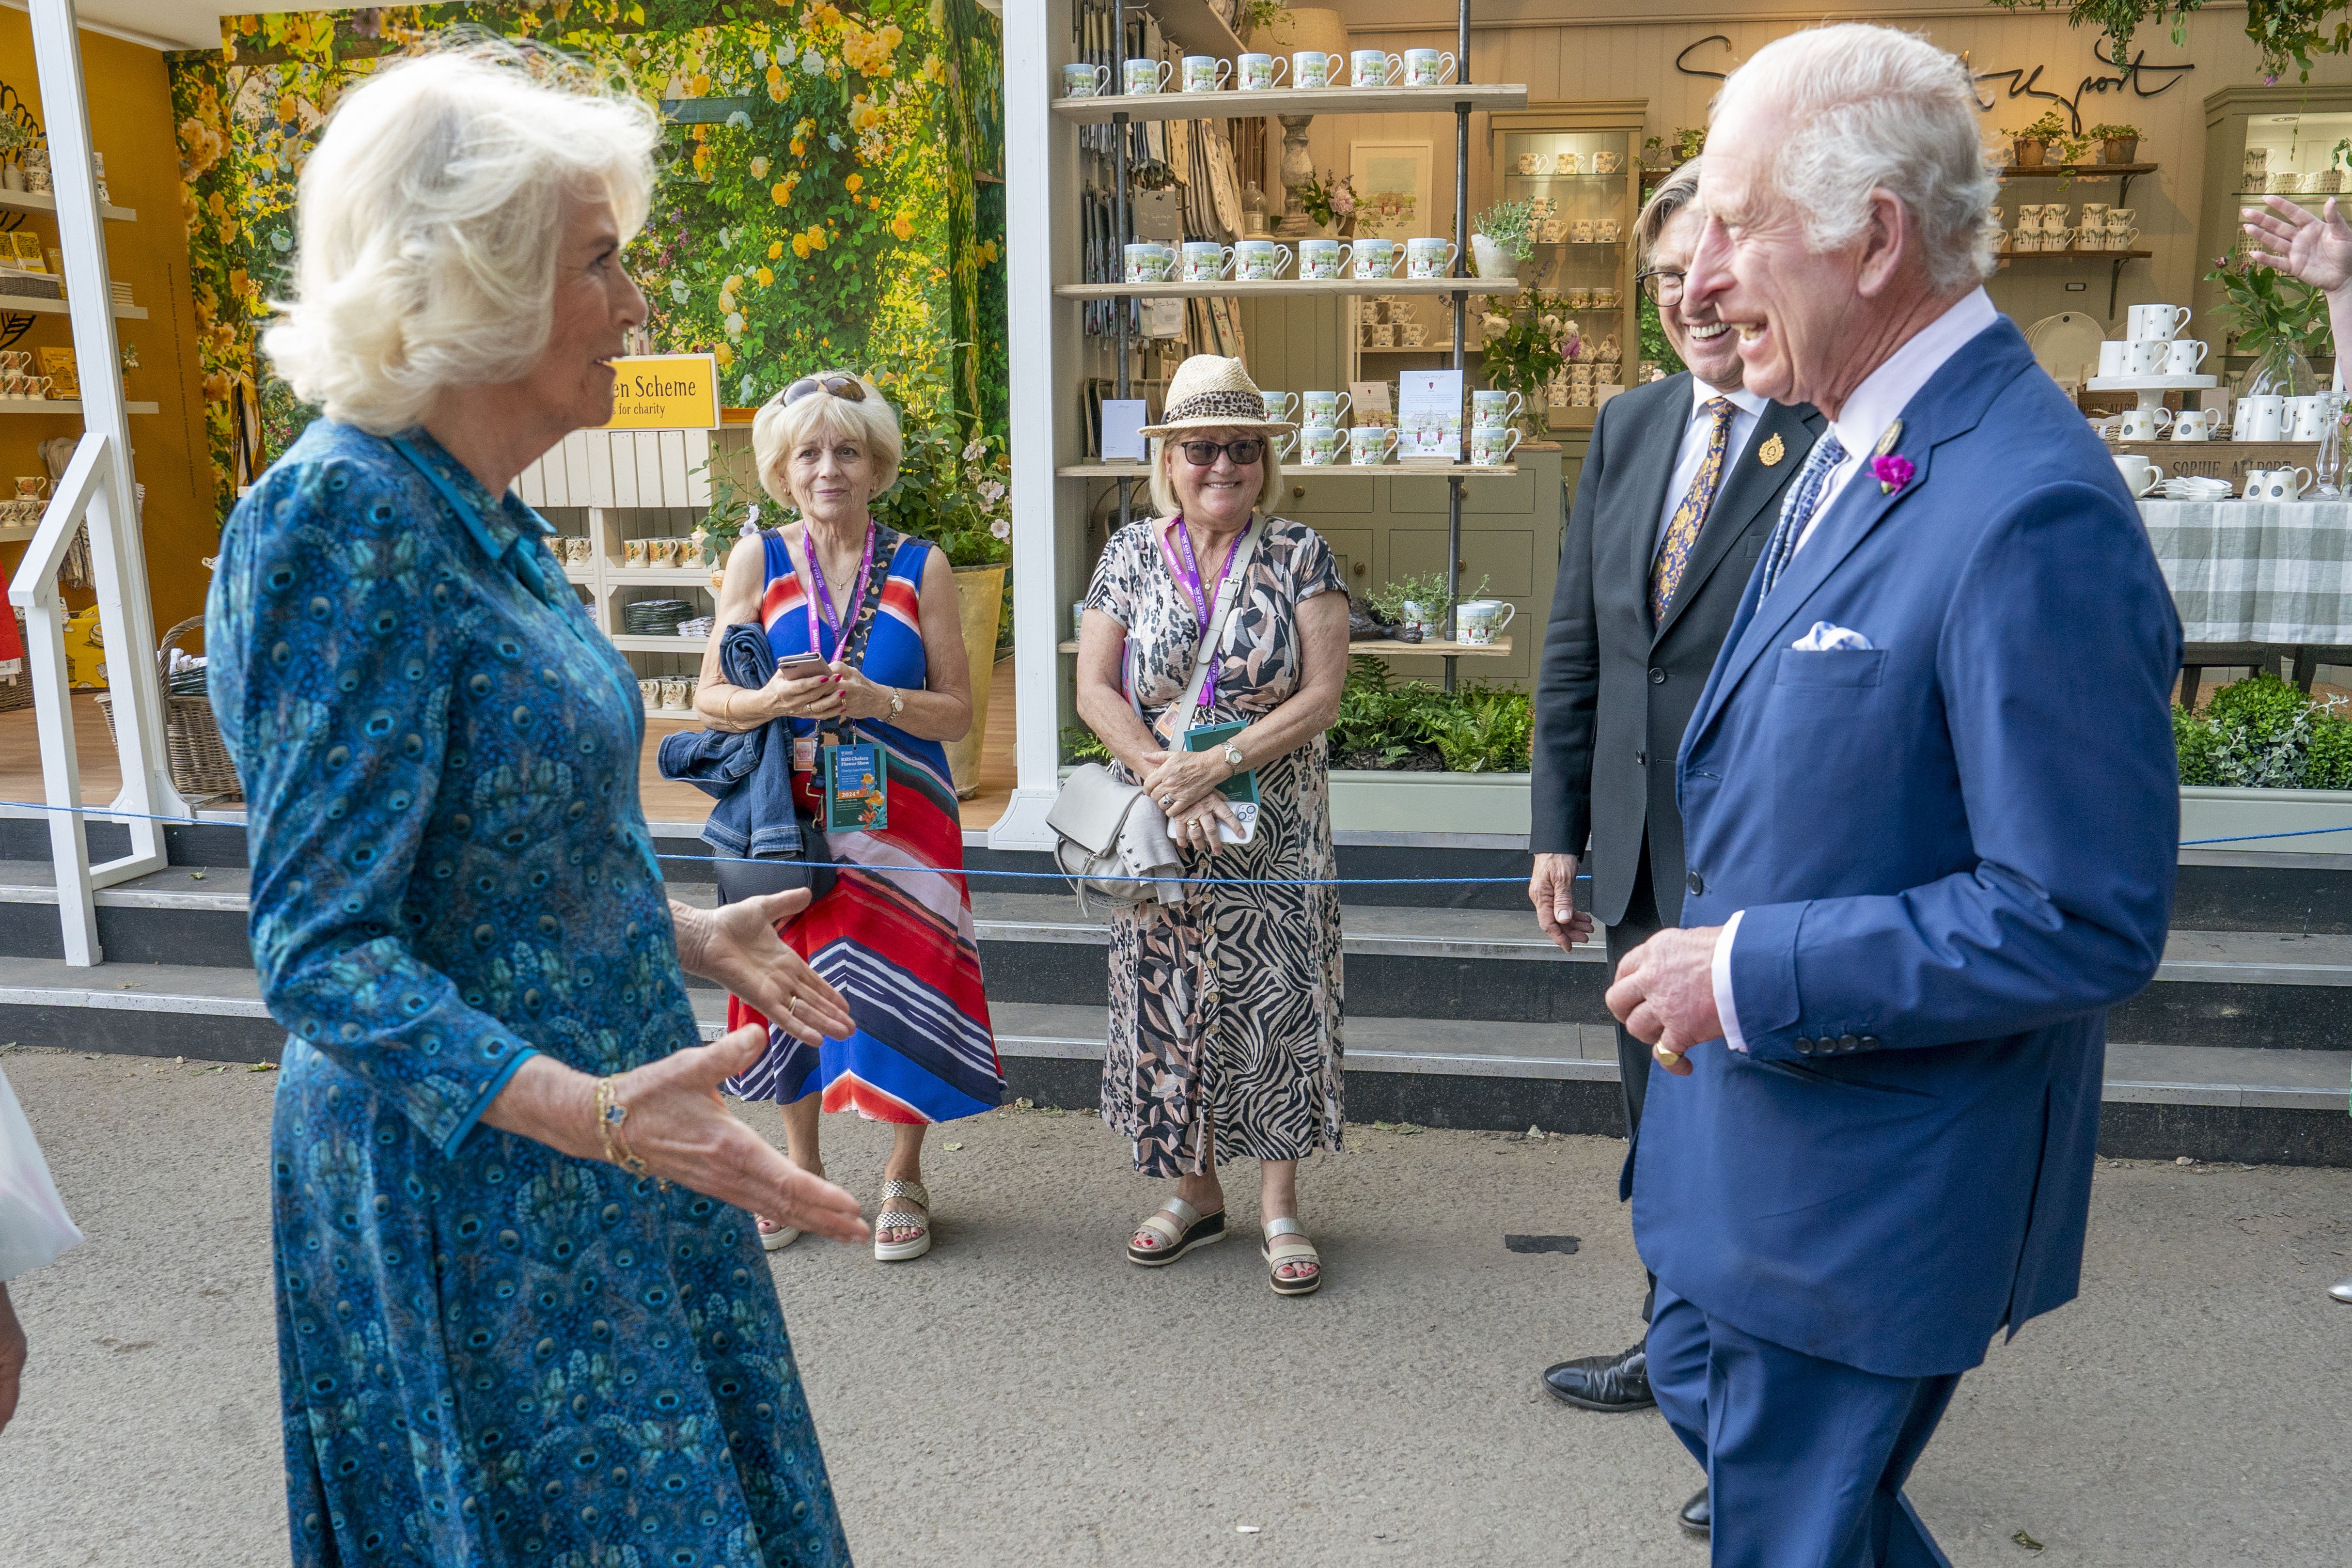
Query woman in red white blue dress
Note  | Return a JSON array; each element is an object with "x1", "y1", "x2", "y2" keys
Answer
[{"x1": 694, "y1": 371, "x2": 1004, "y2": 1261}]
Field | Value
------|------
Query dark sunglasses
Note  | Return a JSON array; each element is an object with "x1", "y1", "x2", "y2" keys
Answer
[
  {"x1": 1176, "y1": 437, "x2": 1265, "y2": 467},
  {"x1": 781, "y1": 375, "x2": 869, "y2": 407}
]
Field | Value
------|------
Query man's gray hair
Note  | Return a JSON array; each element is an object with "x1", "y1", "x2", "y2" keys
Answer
[
  {"x1": 1712, "y1": 24, "x2": 1996, "y2": 292},
  {"x1": 1634, "y1": 158, "x2": 1702, "y2": 267}
]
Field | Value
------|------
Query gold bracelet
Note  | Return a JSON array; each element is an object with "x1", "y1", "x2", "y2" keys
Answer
[{"x1": 593, "y1": 1075, "x2": 665, "y2": 1189}]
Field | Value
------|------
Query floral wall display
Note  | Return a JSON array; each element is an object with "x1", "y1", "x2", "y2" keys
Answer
[{"x1": 166, "y1": 0, "x2": 1004, "y2": 518}]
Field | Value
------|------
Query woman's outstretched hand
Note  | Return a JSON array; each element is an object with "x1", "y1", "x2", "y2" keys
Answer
[
  {"x1": 2243, "y1": 193, "x2": 2352, "y2": 293},
  {"x1": 670, "y1": 892, "x2": 855, "y2": 1045},
  {"x1": 480, "y1": 1033, "x2": 869, "y2": 1245}
]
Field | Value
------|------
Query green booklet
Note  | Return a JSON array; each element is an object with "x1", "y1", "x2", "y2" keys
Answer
[{"x1": 1183, "y1": 722, "x2": 1262, "y2": 844}]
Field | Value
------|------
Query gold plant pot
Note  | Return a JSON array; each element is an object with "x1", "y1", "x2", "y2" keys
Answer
[{"x1": 941, "y1": 564, "x2": 1005, "y2": 800}]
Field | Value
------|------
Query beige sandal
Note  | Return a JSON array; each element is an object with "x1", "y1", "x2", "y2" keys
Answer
[
  {"x1": 756, "y1": 1214, "x2": 801, "y2": 1253},
  {"x1": 1262, "y1": 1218, "x2": 1321, "y2": 1295},
  {"x1": 874, "y1": 1178, "x2": 932, "y2": 1262},
  {"x1": 1127, "y1": 1196, "x2": 1227, "y2": 1266}
]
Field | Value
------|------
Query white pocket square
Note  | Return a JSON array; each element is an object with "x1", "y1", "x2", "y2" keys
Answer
[{"x1": 1792, "y1": 621, "x2": 1873, "y2": 651}]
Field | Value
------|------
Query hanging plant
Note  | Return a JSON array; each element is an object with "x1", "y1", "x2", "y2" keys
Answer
[{"x1": 1984, "y1": 0, "x2": 2209, "y2": 64}]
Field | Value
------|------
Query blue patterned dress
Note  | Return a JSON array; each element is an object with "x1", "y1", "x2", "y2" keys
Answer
[{"x1": 207, "y1": 421, "x2": 852, "y2": 1568}]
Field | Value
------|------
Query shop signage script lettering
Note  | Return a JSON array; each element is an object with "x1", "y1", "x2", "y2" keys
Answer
[{"x1": 603, "y1": 353, "x2": 721, "y2": 430}]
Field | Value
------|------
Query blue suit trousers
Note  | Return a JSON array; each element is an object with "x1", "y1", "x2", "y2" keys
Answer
[{"x1": 1649, "y1": 1285, "x2": 1960, "y2": 1568}]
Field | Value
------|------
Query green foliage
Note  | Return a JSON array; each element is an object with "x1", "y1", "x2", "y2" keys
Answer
[
  {"x1": 1480, "y1": 297, "x2": 1565, "y2": 427},
  {"x1": 1474, "y1": 200, "x2": 1537, "y2": 262},
  {"x1": 2204, "y1": 244, "x2": 2334, "y2": 359},
  {"x1": 1638, "y1": 292, "x2": 1683, "y2": 379},
  {"x1": 1328, "y1": 654, "x2": 1532, "y2": 774},
  {"x1": 1367, "y1": 571, "x2": 1482, "y2": 625},
  {"x1": 1062, "y1": 723, "x2": 1113, "y2": 764},
  {"x1": 1296, "y1": 170, "x2": 1355, "y2": 230},
  {"x1": 2173, "y1": 673, "x2": 2352, "y2": 788},
  {"x1": 2086, "y1": 122, "x2": 2142, "y2": 141},
  {"x1": 2006, "y1": 109, "x2": 2072, "y2": 143},
  {"x1": 863, "y1": 355, "x2": 1010, "y2": 566},
  {"x1": 1240, "y1": 0, "x2": 1290, "y2": 31}
]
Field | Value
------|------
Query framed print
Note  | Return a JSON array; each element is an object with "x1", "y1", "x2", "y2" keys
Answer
[{"x1": 1349, "y1": 141, "x2": 1431, "y2": 243}]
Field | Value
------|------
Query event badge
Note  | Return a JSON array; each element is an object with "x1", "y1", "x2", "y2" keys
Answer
[
  {"x1": 820, "y1": 741, "x2": 889, "y2": 832},
  {"x1": 1183, "y1": 721, "x2": 1260, "y2": 843},
  {"x1": 794, "y1": 735, "x2": 818, "y2": 772}
]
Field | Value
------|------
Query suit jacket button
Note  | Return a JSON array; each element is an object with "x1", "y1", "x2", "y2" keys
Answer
[
  {"x1": 1861, "y1": 1035, "x2": 1880, "y2": 1049},
  {"x1": 1686, "y1": 872, "x2": 1704, "y2": 895},
  {"x1": 1795, "y1": 1036, "x2": 1813, "y2": 1054},
  {"x1": 1649, "y1": 666, "x2": 1668, "y2": 685},
  {"x1": 1838, "y1": 1034, "x2": 1859, "y2": 1052},
  {"x1": 1636, "y1": 749, "x2": 1647, "y2": 766}
]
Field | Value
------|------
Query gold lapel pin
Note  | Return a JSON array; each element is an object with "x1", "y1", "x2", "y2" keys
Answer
[{"x1": 1757, "y1": 432, "x2": 1786, "y2": 467}]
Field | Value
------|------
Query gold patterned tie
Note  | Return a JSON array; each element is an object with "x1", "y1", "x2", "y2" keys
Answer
[{"x1": 1650, "y1": 397, "x2": 1737, "y2": 624}]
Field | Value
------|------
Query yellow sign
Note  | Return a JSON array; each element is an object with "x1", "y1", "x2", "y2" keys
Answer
[{"x1": 603, "y1": 354, "x2": 721, "y2": 430}]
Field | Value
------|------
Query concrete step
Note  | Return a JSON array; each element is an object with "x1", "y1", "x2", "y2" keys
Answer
[{"x1": 2, "y1": 956, "x2": 2342, "y2": 1165}]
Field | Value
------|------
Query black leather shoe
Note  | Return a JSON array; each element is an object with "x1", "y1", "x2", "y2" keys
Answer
[
  {"x1": 1540, "y1": 1341, "x2": 1655, "y2": 1411},
  {"x1": 1677, "y1": 1487, "x2": 1710, "y2": 1538}
]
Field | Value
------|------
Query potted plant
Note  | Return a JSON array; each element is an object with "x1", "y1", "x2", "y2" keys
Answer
[
  {"x1": 1479, "y1": 296, "x2": 1566, "y2": 434},
  {"x1": 1297, "y1": 170, "x2": 1356, "y2": 238},
  {"x1": 1369, "y1": 571, "x2": 1481, "y2": 640},
  {"x1": 2205, "y1": 243, "x2": 2333, "y2": 398},
  {"x1": 2088, "y1": 122, "x2": 2142, "y2": 165},
  {"x1": 1471, "y1": 199, "x2": 1537, "y2": 281},
  {"x1": 2007, "y1": 110, "x2": 2069, "y2": 167}
]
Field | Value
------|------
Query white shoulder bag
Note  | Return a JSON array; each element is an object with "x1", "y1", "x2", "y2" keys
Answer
[{"x1": 1048, "y1": 518, "x2": 1262, "y2": 913}]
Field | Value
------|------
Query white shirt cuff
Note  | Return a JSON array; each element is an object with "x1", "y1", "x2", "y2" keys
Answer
[{"x1": 1712, "y1": 909, "x2": 1748, "y2": 1054}]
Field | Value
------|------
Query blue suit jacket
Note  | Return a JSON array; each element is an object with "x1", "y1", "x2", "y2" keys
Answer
[{"x1": 1631, "y1": 316, "x2": 2182, "y2": 1379}]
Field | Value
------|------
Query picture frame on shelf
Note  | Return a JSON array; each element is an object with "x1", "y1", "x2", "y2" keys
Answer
[{"x1": 1350, "y1": 140, "x2": 1431, "y2": 242}]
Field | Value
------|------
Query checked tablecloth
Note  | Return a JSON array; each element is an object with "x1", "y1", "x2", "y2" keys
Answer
[{"x1": 2137, "y1": 501, "x2": 2352, "y2": 645}]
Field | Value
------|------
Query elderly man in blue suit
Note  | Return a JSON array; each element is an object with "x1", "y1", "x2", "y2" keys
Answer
[{"x1": 1602, "y1": 24, "x2": 2182, "y2": 1566}]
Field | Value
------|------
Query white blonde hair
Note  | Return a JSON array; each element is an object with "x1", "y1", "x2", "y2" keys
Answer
[
  {"x1": 1148, "y1": 431, "x2": 1285, "y2": 519},
  {"x1": 752, "y1": 373, "x2": 905, "y2": 510},
  {"x1": 261, "y1": 46, "x2": 659, "y2": 434},
  {"x1": 1711, "y1": 24, "x2": 1996, "y2": 292}
]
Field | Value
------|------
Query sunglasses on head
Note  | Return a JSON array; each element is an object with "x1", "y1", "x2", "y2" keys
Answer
[
  {"x1": 1175, "y1": 437, "x2": 1265, "y2": 467},
  {"x1": 780, "y1": 374, "x2": 869, "y2": 407}
]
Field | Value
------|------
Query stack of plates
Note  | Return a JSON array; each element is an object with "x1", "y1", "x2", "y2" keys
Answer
[
  {"x1": 622, "y1": 599, "x2": 693, "y2": 635},
  {"x1": 677, "y1": 616, "x2": 714, "y2": 639}
]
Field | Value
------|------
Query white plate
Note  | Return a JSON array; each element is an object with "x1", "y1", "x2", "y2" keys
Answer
[{"x1": 2023, "y1": 311, "x2": 2110, "y2": 385}]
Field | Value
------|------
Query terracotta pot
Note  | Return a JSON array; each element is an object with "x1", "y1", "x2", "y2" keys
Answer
[
  {"x1": 941, "y1": 564, "x2": 1005, "y2": 800},
  {"x1": 2014, "y1": 139, "x2": 2047, "y2": 167},
  {"x1": 2103, "y1": 137, "x2": 2138, "y2": 165}
]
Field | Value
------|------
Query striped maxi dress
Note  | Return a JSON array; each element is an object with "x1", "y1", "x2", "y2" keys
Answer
[{"x1": 721, "y1": 523, "x2": 1005, "y2": 1123}]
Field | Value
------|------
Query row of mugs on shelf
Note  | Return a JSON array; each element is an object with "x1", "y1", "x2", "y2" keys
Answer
[
  {"x1": 1068, "y1": 47, "x2": 1458, "y2": 98},
  {"x1": 547, "y1": 535, "x2": 712, "y2": 569},
  {"x1": 1274, "y1": 424, "x2": 1526, "y2": 467},
  {"x1": 1559, "y1": 287, "x2": 1620, "y2": 311},
  {"x1": 2005, "y1": 228, "x2": 2139, "y2": 252},
  {"x1": 1124, "y1": 236, "x2": 1455, "y2": 283},
  {"x1": 2116, "y1": 456, "x2": 2320, "y2": 502},
  {"x1": 639, "y1": 675, "x2": 699, "y2": 713},
  {"x1": 2098, "y1": 337, "x2": 2210, "y2": 377},
  {"x1": 1361, "y1": 322, "x2": 1429, "y2": 346},
  {"x1": 2103, "y1": 392, "x2": 2341, "y2": 444},
  {"x1": 0, "y1": 473, "x2": 47, "y2": 526},
  {"x1": 1266, "y1": 388, "x2": 1525, "y2": 430},
  {"x1": 2004, "y1": 203, "x2": 2138, "y2": 231},
  {"x1": 1531, "y1": 217, "x2": 1622, "y2": 245},
  {"x1": 1515, "y1": 151, "x2": 1624, "y2": 176},
  {"x1": 1547, "y1": 376, "x2": 1624, "y2": 408}
]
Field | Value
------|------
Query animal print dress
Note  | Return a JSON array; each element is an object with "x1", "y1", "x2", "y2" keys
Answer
[{"x1": 1082, "y1": 514, "x2": 1348, "y2": 1177}]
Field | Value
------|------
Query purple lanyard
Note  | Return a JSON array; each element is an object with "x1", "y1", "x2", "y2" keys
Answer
[
  {"x1": 805, "y1": 524, "x2": 876, "y2": 660},
  {"x1": 1158, "y1": 516, "x2": 1238, "y2": 711}
]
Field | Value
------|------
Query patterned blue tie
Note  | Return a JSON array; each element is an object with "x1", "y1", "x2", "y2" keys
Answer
[{"x1": 1757, "y1": 432, "x2": 1848, "y2": 596}]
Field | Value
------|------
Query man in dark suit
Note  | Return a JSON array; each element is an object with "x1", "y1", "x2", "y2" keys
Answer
[{"x1": 1525, "y1": 158, "x2": 1824, "y2": 1536}]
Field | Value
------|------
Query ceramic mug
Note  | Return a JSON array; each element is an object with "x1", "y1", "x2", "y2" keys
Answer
[
  {"x1": 1405, "y1": 236, "x2": 1457, "y2": 278},
  {"x1": 2016, "y1": 203, "x2": 2045, "y2": 229},
  {"x1": 2038, "y1": 203, "x2": 2069, "y2": 233},
  {"x1": 1568, "y1": 287, "x2": 1592, "y2": 310},
  {"x1": 659, "y1": 676, "x2": 689, "y2": 710},
  {"x1": 1299, "y1": 425, "x2": 1344, "y2": 465},
  {"x1": 1989, "y1": 206, "x2": 2004, "y2": 228},
  {"x1": 2164, "y1": 338, "x2": 2211, "y2": 375},
  {"x1": 1402, "y1": 325, "x2": 1427, "y2": 346},
  {"x1": 1539, "y1": 219, "x2": 1567, "y2": 246},
  {"x1": 2117, "y1": 406, "x2": 2173, "y2": 441},
  {"x1": 1556, "y1": 151, "x2": 1582, "y2": 175},
  {"x1": 1348, "y1": 425, "x2": 1400, "y2": 465},
  {"x1": 1350, "y1": 49, "x2": 1403, "y2": 87},
  {"x1": 568, "y1": 535, "x2": 594, "y2": 564},
  {"x1": 1299, "y1": 238, "x2": 1354, "y2": 280},
  {"x1": 2171, "y1": 408, "x2": 2214, "y2": 441},
  {"x1": 1261, "y1": 389, "x2": 1301, "y2": 424},
  {"x1": 1456, "y1": 598, "x2": 1518, "y2": 644},
  {"x1": 1293, "y1": 50, "x2": 1342, "y2": 89},
  {"x1": 1124, "y1": 242, "x2": 1174, "y2": 282},
  {"x1": 2233, "y1": 396, "x2": 2258, "y2": 441},
  {"x1": 1123, "y1": 58, "x2": 1173, "y2": 95},
  {"x1": 1470, "y1": 425, "x2": 1523, "y2": 466},
  {"x1": 1237, "y1": 53, "x2": 1288, "y2": 90},
  {"x1": 1271, "y1": 431, "x2": 1300, "y2": 460},
  {"x1": 1234, "y1": 239, "x2": 1291, "y2": 280},
  {"x1": 1594, "y1": 286, "x2": 1619, "y2": 310},
  {"x1": 2247, "y1": 466, "x2": 2313, "y2": 500},
  {"x1": 2109, "y1": 226, "x2": 2141, "y2": 249},
  {"x1": 2124, "y1": 338, "x2": 2170, "y2": 376},
  {"x1": 1063, "y1": 63, "x2": 1110, "y2": 97},
  {"x1": 2009, "y1": 231, "x2": 2040, "y2": 254},
  {"x1": 2244, "y1": 393, "x2": 2288, "y2": 441},
  {"x1": 2290, "y1": 393, "x2": 2330, "y2": 440},
  {"x1": 1593, "y1": 151, "x2": 1621, "y2": 175},
  {"x1": 1351, "y1": 239, "x2": 1404, "y2": 278},
  {"x1": 624, "y1": 537, "x2": 649, "y2": 566},
  {"x1": 1182, "y1": 240, "x2": 1236, "y2": 282},
  {"x1": 1370, "y1": 323, "x2": 1395, "y2": 346},
  {"x1": 2128, "y1": 303, "x2": 2192, "y2": 341},
  {"x1": 1518, "y1": 152, "x2": 1542, "y2": 175},
  {"x1": 1402, "y1": 48, "x2": 1457, "y2": 87},
  {"x1": 638, "y1": 678, "x2": 661, "y2": 706},
  {"x1": 2107, "y1": 208, "x2": 2136, "y2": 232},
  {"x1": 1301, "y1": 389, "x2": 1352, "y2": 427},
  {"x1": 1181, "y1": 55, "x2": 1231, "y2": 93},
  {"x1": 0, "y1": 349, "x2": 28, "y2": 376},
  {"x1": 1596, "y1": 220, "x2": 1621, "y2": 243},
  {"x1": 1570, "y1": 219, "x2": 1594, "y2": 244},
  {"x1": 1472, "y1": 389, "x2": 1523, "y2": 428},
  {"x1": 2113, "y1": 454, "x2": 2164, "y2": 496},
  {"x1": 2080, "y1": 203, "x2": 2110, "y2": 230},
  {"x1": 15, "y1": 474, "x2": 45, "y2": 501}
]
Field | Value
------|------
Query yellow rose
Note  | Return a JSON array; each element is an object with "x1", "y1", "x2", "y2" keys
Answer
[
  {"x1": 791, "y1": 234, "x2": 810, "y2": 258},
  {"x1": 691, "y1": 72, "x2": 709, "y2": 94},
  {"x1": 808, "y1": 227, "x2": 828, "y2": 251},
  {"x1": 772, "y1": 182, "x2": 791, "y2": 205},
  {"x1": 890, "y1": 213, "x2": 913, "y2": 242},
  {"x1": 768, "y1": 80, "x2": 785, "y2": 103},
  {"x1": 768, "y1": 240, "x2": 784, "y2": 260},
  {"x1": 757, "y1": 267, "x2": 773, "y2": 286},
  {"x1": 715, "y1": 343, "x2": 735, "y2": 366},
  {"x1": 790, "y1": 138, "x2": 805, "y2": 157},
  {"x1": 845, "y1": 172, "x2": 862, "y2": 193}
]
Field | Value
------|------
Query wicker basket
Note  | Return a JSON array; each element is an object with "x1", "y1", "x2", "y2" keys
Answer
[{"x1": 92, "y1": 615, "x2": 242, "y2": 803}]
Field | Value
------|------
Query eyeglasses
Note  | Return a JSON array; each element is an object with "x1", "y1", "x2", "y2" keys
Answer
[
  {"x1": 780, "y1": 375, "x2": 868, "y2": 407},
  {"x1": 1635, "y1": 268, "x2": 1687, "y2": 305},
  {"x1": 1176, "y1": 438, "x2": 1265, "y2": 467}
]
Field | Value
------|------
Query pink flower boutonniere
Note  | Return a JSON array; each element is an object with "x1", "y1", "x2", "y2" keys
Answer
[{"x1": 1871, "y1": 454, "x2": 1915, "y2": 496}]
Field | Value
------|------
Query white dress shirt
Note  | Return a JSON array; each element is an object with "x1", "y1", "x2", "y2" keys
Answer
[
  {"x1": 1709, "y1": 287, "x2": 2000, "y2": 1054},
  {"x1": 1653, "y1": 379, "x2": 1773, "y2": 554}
]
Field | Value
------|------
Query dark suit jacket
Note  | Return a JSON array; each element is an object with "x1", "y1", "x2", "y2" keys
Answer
[{"x1": 1529, "y1": 373, "x2": 1825, "y2": 927}]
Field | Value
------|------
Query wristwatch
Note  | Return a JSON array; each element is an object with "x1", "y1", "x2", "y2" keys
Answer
[
  {"x1": 1221, "y1": 742, "x2": 1245, "y2": 770},
  {"x1": 886, "y1": 686, "x2": 904, "y2": 718}
]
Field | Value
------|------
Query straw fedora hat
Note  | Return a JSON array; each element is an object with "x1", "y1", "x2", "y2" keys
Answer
[{"x1": 1137, "y1": 354, "x2": 1296, "y2": 437}]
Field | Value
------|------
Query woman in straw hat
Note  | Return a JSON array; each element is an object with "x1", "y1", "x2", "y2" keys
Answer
[{"x1": 1075, "y1": 355, "x2": 1350, "y2": 1295}]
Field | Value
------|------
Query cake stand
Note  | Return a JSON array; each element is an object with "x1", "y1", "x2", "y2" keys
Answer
[{"x1": 2084, "y1": 373, "x2": 2219, "y2": 416}]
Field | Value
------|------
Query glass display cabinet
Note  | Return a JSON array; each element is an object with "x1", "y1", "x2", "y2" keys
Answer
[{"x1": 1486, "y1": 101, "x2": 1646, "y2": 433}]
